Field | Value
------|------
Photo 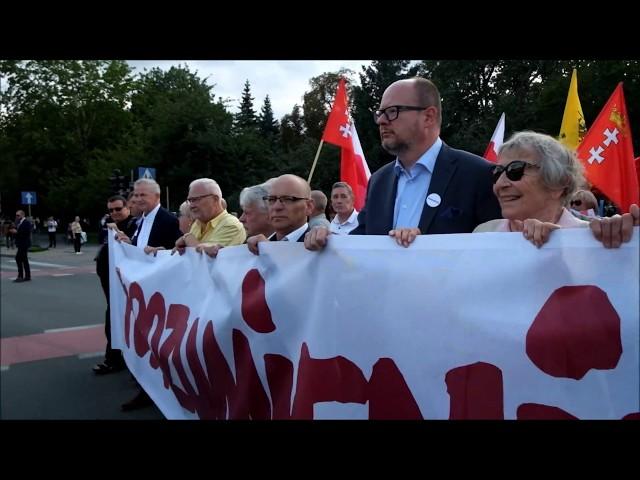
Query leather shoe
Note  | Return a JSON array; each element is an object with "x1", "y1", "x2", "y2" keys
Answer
[
  {"x1": 121, "y1": 391, "x2": 153, "y2": 411},
  {"x1": 92, "y1": 362, "x2": 125, "y2": 375}
]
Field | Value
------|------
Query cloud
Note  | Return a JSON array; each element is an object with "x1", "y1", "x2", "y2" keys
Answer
[{"x1": 127, "y1": 60, "x2": 371, "y2": 119}]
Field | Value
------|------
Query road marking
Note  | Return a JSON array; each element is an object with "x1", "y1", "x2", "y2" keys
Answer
[
  {"x1": 1, "y1": 366, "x2": 9, "y2": 372},
  {"x1": 45, "y1": 324, "x2": 102, "y2": 333},
  {"x1": 28, "y1": 260, "x2": 72, "y2": 268},
  {"x1": 1, "y1": 325, "x2": 105, "y2": 367},
  {"x1": 78, "y1": 351, "x2": 103, "y2": 359},
  {"x1": 1, "y1": 263, "x2": 42, "y2": 271},
  {"x1": 52, "y1": 273, "x2": 74, "y2": 277}
]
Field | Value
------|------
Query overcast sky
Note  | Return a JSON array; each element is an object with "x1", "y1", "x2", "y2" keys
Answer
[{"x1": 127, "y1": 60, "x2": 372, "y2": 120}]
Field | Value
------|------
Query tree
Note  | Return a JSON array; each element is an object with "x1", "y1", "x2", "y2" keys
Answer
[
  {"x1": 0, "y1": 60, "x2": 138, "y2": 221},
  {"x1": 235, "y1": 79, "x2": 258, "y2": 133},
  {"x1": 258, "y1": 95, "x2": 279, "y2": 139},
  {"x1": 130, "y1": 65, "x2": 234, "y2": 211},
  {"x1": 280, "y1": 104, "x2": 304, "y2": 151}
]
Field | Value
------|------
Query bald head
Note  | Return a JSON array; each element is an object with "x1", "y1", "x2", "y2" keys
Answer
[{"x1": 268, "y1": 174, "x2": 313, "y2": 238}]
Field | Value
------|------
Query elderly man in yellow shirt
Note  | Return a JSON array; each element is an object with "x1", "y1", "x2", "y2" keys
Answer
[{"x1": 173, "y1": 178, "x2": 246, "y2": 255}]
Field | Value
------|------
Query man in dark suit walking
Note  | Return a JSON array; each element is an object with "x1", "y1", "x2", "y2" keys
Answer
[
  {"x1": 114, "y1": 178, "x2": 182, "y2": 411},
  {"x1": 12, "y1": 210, "x2": 32, "y2": 283},
  {"x1": 305, "y1": 77, "x2": 501, "y2": 250}
]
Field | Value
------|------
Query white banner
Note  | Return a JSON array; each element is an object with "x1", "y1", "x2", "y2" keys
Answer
[{"x1": 109, "y1": 228, "x2": 639, "y2": 420}]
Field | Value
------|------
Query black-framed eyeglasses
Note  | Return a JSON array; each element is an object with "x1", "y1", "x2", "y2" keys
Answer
[
  {"x1": 262, "y1": 195, "x2": 309, "y2": 206},
  {"x1": 373, "y1": 105, "x2": 428, "y2": 123},
  {"x1": 108, "y1": 207, "x2": 124, "y2": 213},
  {"x1": 570, "y1": 199, "x2": 582, "y2": 207},
  {"x1": 492, "y1": 160, "x2": 540, "y2": 184},
  {"x1": 187, "y1": 193, "x2": 215, "y2": 204}
]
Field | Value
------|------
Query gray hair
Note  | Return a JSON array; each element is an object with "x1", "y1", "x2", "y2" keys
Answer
[
  {"x1": 189, "y1": 178, "x2": 222, "y2": 197},
  {"x1": 239, "y1": 181, "x2": 273, "y2": 212},
  {"x1": 134, "y1": 178, "x2": 161, "y2": 195},
  {"x1": 310, "y1": 190, "x2": 328, "y2": 211},
  {"x1": 179, "y1": 201, "x2": 193, "y2": 218},
  {"x1": 331, "y1": 181, "x2": 354, "y2": 199},
  {"x1": 499, "y1": 131, "x2": 585, "y2": 205}
]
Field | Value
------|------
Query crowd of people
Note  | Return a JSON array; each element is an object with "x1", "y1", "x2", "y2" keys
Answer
[{"x1": 5, "y1": 76, "x2": 638, "y2": 414}]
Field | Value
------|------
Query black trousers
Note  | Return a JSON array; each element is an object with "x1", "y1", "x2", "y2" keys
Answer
[
  {"x1": 98, "y1": 271, "x2": 124, "y2": 367},
  {"x1": 74, "y1": 233, "x2": 81, "y2": 252},
  {"x1": 48, "y1": 232, "x2": 56, "y2": 247},
  {"x1": 15, "y1": 248, "x2": 30, "y2": 279}
]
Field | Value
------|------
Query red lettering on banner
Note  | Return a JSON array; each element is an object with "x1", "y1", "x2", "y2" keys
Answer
[
  {"x1": 264, "y1": 354, "x2": 294, "y2": 419},
  {"x1": 292, "y1": 343, "x2": 369, "y2": 419},
  {"x1": 368, "y1": 358, "x2": 423, "y2": 419},
  {"x1": 445, "y1": 362, "x2": 504, "y2": 419},
  {"x1": 517, "y1": 403, "x2": 578, "y2": 420},
  {"x1": 241, "y1": 269, "x2": 275, "y2": 333},
  {"x1": 118, "y1": 281, "x2": 633, "y2": 419},
  {"x1": 527, "y1": 286, "x2": 622, "y2": 380}
]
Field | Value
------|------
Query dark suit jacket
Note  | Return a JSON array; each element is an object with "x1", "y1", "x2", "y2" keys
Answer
[
  {"x1": 15, "y1": 219, "x2": 32, "y2": 250},
  {"x1": 145, "y1": 207, "x2": 182, "y2": 250},
  {"x1": 268, "y1": 227, "x2": 310, "y2": 242},
  {"x1": 96, "y1": 215, "x2": 138, "y2": 279},
  {"x1": 350, "y1": 143, "x2": 501, "y2": 235}
]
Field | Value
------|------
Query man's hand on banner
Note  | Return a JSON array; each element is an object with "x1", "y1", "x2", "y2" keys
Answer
[
  {"x1": 196, "y1": 243, "x2": 224, "y2": 258},
  {"x1": 144, "y1": 246, "x2": 165, "y2": 257},
  {"x1": 172, "y1": 232, "x2": 197, "y2": 255},
  {"x1": 114, "y1": 231, "x2": 132, "y2": 244},
  {"x1": 247, "y1": 234, "x2": 268, "y2": 255},
  {"x1": 388, "y1": 228, "x2": 421, "y2": 248},
  {"x1": 304, "y1": 226, "x2": 331, "y2": 251}
]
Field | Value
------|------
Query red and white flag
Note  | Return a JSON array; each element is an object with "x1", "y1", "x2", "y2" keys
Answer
[
  {"x1": 322, "y1": 79, "x2": 371, "y2": 211},
  {"x1": 483, "y1": 113, "x2": 506, "y2": 163},
  {"x1": 576, "y1": 83, "x2": 639, "y2": 213}
]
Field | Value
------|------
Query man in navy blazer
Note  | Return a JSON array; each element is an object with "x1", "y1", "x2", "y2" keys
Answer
[
  {"x1": 116, "y1": 178, "x2": 182, "y2": 250},
  {"x1": 305, "y1": 77, "x2": 501, "y2": 250},
  {"x1": 12, "y1": 210, "x2": 32, "y2": 282},
  {"x1": 113, "y1": 177, "x2": 181, "y2": 411}
]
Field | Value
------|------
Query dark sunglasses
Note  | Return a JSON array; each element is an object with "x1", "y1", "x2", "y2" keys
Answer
[
  {"x1": 570, "y1": 200, "x2": 582, "y2": 207},
  {"x1": 492, "y1": 160, "x2": 539, "y2": 184},
  {"x1": 108, "y1": 207, "x2": 124, "y2": 213}
]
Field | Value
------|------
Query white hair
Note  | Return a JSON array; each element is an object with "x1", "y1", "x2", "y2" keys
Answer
[
  {"x1": 134, "y1": 178, "x2": 161, "y2": 194},
  {"x1": 189, "y1": 178, "x2": 222, "y2": 197}
]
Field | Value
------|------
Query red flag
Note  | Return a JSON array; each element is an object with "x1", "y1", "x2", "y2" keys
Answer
[
  {"x1": 576, "y1": 83, "x2": 639, "y2": 213},
  {"x1": 636, "y1": 157, "x2": 640, "y2": 190},
  {"x1": 483, "y1": 113, "x2": 506, "y2": 163},
  {"x1": 322, "y1": 79, "x2": 371, "y2": 211}
]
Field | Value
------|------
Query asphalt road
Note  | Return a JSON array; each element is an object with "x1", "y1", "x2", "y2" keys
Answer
[{"x1": 1, "y1": 237, "x2": 164, "y2": 419}]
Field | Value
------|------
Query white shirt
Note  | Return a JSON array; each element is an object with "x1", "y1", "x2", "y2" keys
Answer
[
  {"x1": 136, "y1": 203, "x2": 160, "y2": 249},
  {"x1": 271, "y1": 223, "x2": 308, "y2": 243},
  {"x1": 330, "y1": 209, "x2": 359, "y2": 235}
]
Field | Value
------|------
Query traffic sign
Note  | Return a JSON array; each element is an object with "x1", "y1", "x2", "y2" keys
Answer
[
  {"x1": 21, "y1": 191, "x2": 37, "y2": 205},
  {"x1": 138, "y1": 167, "x2": 156, "y2": 180}
]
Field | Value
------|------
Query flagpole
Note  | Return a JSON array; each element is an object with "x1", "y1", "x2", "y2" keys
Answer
[{"x1": 307, "y1": 140, "x2": 325, "y2": 185}]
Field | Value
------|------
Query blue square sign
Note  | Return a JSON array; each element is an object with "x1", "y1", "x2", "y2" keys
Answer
[
  {"x1": 138, "y1": 167, "x2": 156, "y2": 180},
  {"x1": 21, "y1": 191, "x2": 37, "y2": 205}
]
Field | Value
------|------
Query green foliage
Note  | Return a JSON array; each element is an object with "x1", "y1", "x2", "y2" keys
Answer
[{"x1": 2, "y1": 60, "x2": 638, "y2": 224}]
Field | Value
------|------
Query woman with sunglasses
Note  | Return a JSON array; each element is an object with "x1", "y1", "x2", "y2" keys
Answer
[
  {"x1": 569, "y1": 189, "x2": 599, "y2": 218},
  {"x1": 474, "y1": 131, "x2": 639, "y2": 248}
]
